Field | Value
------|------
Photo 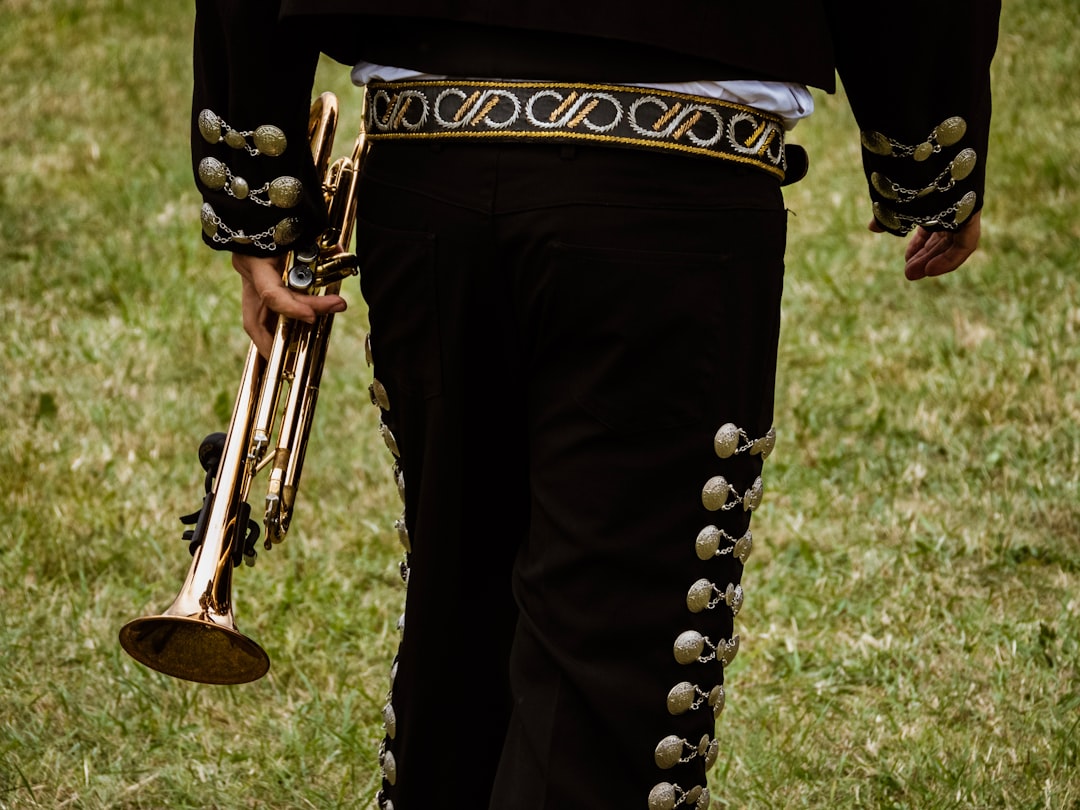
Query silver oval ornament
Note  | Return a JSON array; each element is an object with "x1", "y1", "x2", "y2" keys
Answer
[
  {"x1": 709, "y1": 684, "x2": 726, "y2": 717},
  {"x1": 654, "y1": 735, "x2": 685, "y2": 769},
  {"x1": 674, "y1": 630, "x2": 705, "y2": 665},
  {"x1": 861, "y1": 130, "x2": 892, "y2": 156},
  {"x1": 713, "y1": 423, "x2": 740, "y2": 458},
  {"x1": 695, "y1": 525, "x2": 722, "y2": 560},
  {"x1": 935, "y1": 116, "x2": 967, "y2": 147},
  {"x1": 253, "y1": 124, "x2": 287, "y2": 156},
  {"x1": 955, "y1": 190, "x2": 978, "y2": 224},
  {"x1": 198, "y1": 157, "x2": 228, "y2": 190},
  {"x1": 200, "y1": 203, "x2": 218, "y2": 237},
  {"x1": 686, "y1": 579, "x2": 714, "y2": 613},
  {"x1": 198, "y1": 109, "x2": 222, "y2": 143},
  {"x1": 666, "y1": 681, "x2": 696, "y2": 715},
  {"x1": 733, "y1": 530, "x2": 753, "y2": 563},
  {"x1": 648, "y1": 782, "x2": 677, "y2": 810},
  {"x1": 951, "y1": 148, "x2": 977, "y2": 181},
  {"x1": 273, "y1": 217, "x2": 302, "y2": 247},
  {"x1": 268, "y1": 176, "x2": 303, "y2": 208},
  {"x1": 701, "y1": 476, "x2": 731, "y2": 511}
]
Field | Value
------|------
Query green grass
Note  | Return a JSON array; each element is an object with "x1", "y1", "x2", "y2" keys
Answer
[{"x1": 1, "y1": 1, "x2": 1078, "y2": 808}]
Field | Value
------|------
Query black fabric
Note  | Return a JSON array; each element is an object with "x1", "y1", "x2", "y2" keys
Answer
[
  {"x1": 355, "y1": 141, "x2": 786, "y2": 808},
  {"x1": 287, "y1": 12, "x2": 837, "y2": 89},
  {"x1": 192, "y1": 0, "x2": 1000, "y2": 256}
]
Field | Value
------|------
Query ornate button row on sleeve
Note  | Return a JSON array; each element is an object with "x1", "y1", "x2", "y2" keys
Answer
[
  {"x1": 871, "y1": 148, "x2": 977, "y2": 203},
  {"x1": 198, "y1": 109, "x2": 288, "y2": 156},
  {"x1": 861, "y1": 116, "x2": 978, "y2": 234},
  {"x1": 873, "y1": 190, "x2": 978, "y2": 235},
  {"x1": 198, "y1": 157, "x2": 304, "y2": 209},
  {"x1": 200, "y1": 202, "x2": 302, "y2": 252},
  {"x1": 197, "y1": 109, "x2": 305, "y2": 250},
  {"x1": 861, "y1": 116, "x2": 967, "y2": 162}
]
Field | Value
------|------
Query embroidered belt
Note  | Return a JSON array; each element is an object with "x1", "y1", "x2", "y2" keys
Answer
[{"x1": 364, "y1": 80, "x2": 801, "y2": 182}]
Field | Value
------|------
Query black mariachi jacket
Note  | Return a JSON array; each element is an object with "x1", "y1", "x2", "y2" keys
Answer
[{"x1": 192, "y1": 0, "x2": 1000, "y2": 256}]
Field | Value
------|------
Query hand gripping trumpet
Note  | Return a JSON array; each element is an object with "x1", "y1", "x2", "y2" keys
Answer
[{"x1": 119, "y1": 92, "x2": 365, "y2": 684}]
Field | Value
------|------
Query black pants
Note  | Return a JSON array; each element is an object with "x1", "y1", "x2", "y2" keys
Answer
[{"x1": 356, "y1": 140, "x2": 786, "y2": 810}]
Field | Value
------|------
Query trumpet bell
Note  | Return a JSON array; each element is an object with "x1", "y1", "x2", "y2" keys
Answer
[{"x1": 119, "y1": 614, "x2": 269, "y2": 685}]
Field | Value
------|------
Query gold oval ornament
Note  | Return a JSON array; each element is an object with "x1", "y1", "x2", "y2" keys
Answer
[
  {"x1": 230, "y1": 175, "x2": 250, "y2": 200},
  {"x1": 913, "y1": 141, "x2": 935, "y2": 162}
]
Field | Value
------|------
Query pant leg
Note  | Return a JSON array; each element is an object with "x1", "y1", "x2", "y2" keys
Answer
[
  {"x1": 488, "y1": 147, "x2": 787, "y2": 809},
  {"x1": 356, "y1": 142, "x2": 526, "y2": 809}
]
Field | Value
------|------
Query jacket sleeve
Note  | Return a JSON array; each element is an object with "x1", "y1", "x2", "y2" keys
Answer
[
  {"x1": 825, "y1": 2, "x2": 1001, "y2": 235},
  {"x1": 192, "y1": 0, "x2": 327, "y2": 256}
]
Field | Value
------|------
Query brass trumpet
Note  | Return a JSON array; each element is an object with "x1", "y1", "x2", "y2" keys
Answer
[{"x1": 119, "y1": 92, "x2": 365, "y2": 684}]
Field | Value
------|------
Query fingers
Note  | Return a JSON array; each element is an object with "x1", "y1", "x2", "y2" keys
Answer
[
  {"x1": 867, "y1": 211, "x2": 982, "y2": 281},
  {"x1": 903, "y1": 212, "x2": 981, "y2": 281},
  {"x1": 231, "y1": 253, "x2": 348, "y2": 357}
]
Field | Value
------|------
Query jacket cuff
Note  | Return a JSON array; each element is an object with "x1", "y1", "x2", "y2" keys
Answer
[{"x1": 860, "y1": 115, "x2": 983, "y2": 236}]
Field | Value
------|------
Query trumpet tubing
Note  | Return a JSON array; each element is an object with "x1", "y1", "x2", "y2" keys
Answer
[{"x1": 119, "y1": 92, "x2": 366, "y2": 684}]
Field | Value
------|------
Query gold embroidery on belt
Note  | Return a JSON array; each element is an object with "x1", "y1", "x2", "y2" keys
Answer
[
  {"x1": 551, "y1": 91, "x2": 579, "y2": 121},
  {"x1": 654, "y1": 102, "x2": 682, "y2": 131}
]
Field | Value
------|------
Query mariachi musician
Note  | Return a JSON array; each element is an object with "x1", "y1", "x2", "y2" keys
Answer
[{"x1": 191, "y1": 2, "x2": 1000, "y2": 808}]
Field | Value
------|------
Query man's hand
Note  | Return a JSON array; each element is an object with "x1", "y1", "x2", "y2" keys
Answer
[
  {"x1": 870, "y1": 210, "x2": 982, "y2": 281},
  {"x1": 232, "y1": 253, "x2": 347, "y2": 357}
]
